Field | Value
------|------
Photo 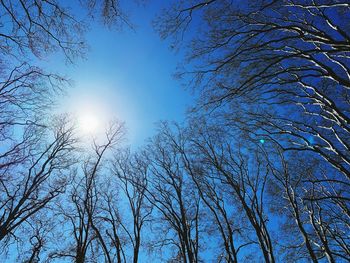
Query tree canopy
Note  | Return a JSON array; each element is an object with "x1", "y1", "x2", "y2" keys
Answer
[{"x1": 0, "y1": 0, "x2": 349, "y2": 262}]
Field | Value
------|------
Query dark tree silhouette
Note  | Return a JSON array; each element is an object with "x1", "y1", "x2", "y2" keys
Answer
[
  {"x1": 154, "y1": 122, "x2": 255, "y2": 262},
  {"x1": 1, "y1": 1, "x2": 349, "y2": 262},
  {"x1": 50, "y1": 122, "x2": 125, "y2": 263},
  {"x1": 187, "y1": 121, "x2": 275, "y2": 263},
  {"x1": 0, "y1": 116, "x2": 76, "y2": 248},
  {"x1": 110, "y1": 149, "x2": 151, "y2": 263},
  {"x1": 156, "y1": 0, "x2": 350, "y2": 179},
  {"x1": 0, "y1": 1, "x2": 130, "y2": 259},
  {"x1": 154, "y1": 3, "x2": 350, "y2": 261},
  {"x1": 268, "y1": 150, "x2": 350, "y2": 262},
  {"x1": 145, "y1": 124, "x2": 203, "y2": 263}
]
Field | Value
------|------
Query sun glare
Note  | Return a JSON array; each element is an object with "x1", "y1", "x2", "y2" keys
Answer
[
  {"x1": 64, "y1": 86, "x2": 115, "y2": 140},
  {"x1": 78, "y1": 112, "x2": 100, "y2": 135}
]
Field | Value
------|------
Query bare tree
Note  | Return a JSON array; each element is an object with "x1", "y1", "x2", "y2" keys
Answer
[
  {"x1": 266, "y1": 147, "x2": 350, "y2": 262},
  {"x1": 0, "y1": 0, "x2": 135, "y2": 260},
  {"x1": 145, "y1": 124, "x2": 203, "y2": 263},
  {"x1": 0, "y1": 0, "x2": 131, "y2": 63},
  {"x1": 109, "y1": 148, "x2": 152, "y2": 263},
  {"x1": 0, "y1": 0, "x2": 131, "y2": 145},
  {"x1": 155, "y1": 3, "x2": 350, "y2": 260},
  {"x1": 0, "y1": 116, "x2": 76, "y2": 252},
  {"x1": 15, "y1": 210, "x2": 59, "y2": 263},
  {"x1": 187, "y1": 121, "x2": 276, "y2": 263},
  {"x1": 83, "y1": 0, "x2": 132, "y2": 29},
  {"x1": 51, "y1": 122, "x2": 125, "y2": 263},
  {"x1": 156, "y1": 0, "x2": 350, "y2": 180},
  {"x1": 96, "y1": 187, "x2": 127, "y2": 263},
  {"x1": 267, "y1": 150, "x2": 321, "y2": 262},
  {"x1": 156, "y1": 122, "x2": 256, "y2": 263}
]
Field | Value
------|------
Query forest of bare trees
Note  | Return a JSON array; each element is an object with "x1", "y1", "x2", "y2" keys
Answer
[{"x1": 0, "y1": 0, "x2": 349, "y2": 262}]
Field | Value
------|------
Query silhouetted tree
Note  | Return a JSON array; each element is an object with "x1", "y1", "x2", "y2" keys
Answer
[
  {"x1": 145, "y1": 124, "x2": 203, "y2": 263},
  {"x1": 0, "y1": 0, "x2": 130, "y2": 63},
  {"x1": 0, "y1": 116, "x2": 76, "y2": 249},
  {"x1": 156, "y1": 122, "x2": 255, "y2": 262},
  {"x1": 188, "y1": 121, "x2": 276, "y2": 263},
  {"x1": 156, "y1": 0, "x2": 350, "y2": 179},
  {"x1": 50, "y1": 122, "x2": 125, "y2": 263},
  {"x1": 0, "y1": 0, "x2": 131, "y2": 259},
  {"x1": 155, "y1": 3, "x2": 350, "y2": 261},
  {"x1": 110, "y1": 149, "x2": 152, "y2": 263}
]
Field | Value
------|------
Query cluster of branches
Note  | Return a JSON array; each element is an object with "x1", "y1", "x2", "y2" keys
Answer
[
  {"x1": 0, "y1": 0, "x2": 131, "y2": 261},
  {"x1": 149, "y1": 0, "x2": 349, "y2": 262},
  {"x1": 156, "y1": 0, "x2": 350, "y2": 178},
  {"x1": 0, "y1": 0, "x2": 130, "y2": 129},
  {"x1": 0, "y1": 0, "x2": 129, "y2": 62},
  {"x1": 0, "y1": 0, "x2": 349, "y2": 262},
  {"x1": 3, "y1": 119, "x2": 347, "y2": 262},
  {"x1": 135, "y1": 120, "x2": 349, "y2": 262}
]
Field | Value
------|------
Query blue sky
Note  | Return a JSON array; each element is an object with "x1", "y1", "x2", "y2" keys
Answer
[{"x1": 42, "y1": 1, "x2": 193, "y2": 147}]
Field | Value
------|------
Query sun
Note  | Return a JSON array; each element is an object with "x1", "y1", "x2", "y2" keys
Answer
[
  {"x1": 72, "y1": 104, "x2": 110, "y2": 143},
  {"x1": 77, "y1": 112, "x2": 102, "y2": 135},
  {"x1": 62, "y1": 90, "x2": 112, "y2": 139}
]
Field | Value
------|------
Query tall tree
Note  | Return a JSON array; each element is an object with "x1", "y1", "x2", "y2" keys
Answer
[
  {"x1": 145, "y1": 124, "x2": 203, "y2": 263},
  {"x1": 156, "y1": 0, "x2": 350, "y2": 179},
  {"x1": 188, "y1": 121, "x2": 276, "y2": 262},
  {"x1": 0, "y1": 116, "x2": 76, "y2": 249},
  {"x1": 50, "y1": 122, "x2": 125, "y2": 263},
  {"x1": 110, "y1": 149, "x2": 152, "y2": 263},
  {"x1": 0, "y1": 1, "x2": 130, "y2": 259},
  {"x1": 157, "y1": 122, "x2": 256, "y2": 262}
]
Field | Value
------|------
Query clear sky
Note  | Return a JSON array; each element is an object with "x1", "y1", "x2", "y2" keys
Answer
[{"x1": 41, "y1": 1, "x2": 193, "y2": 147}]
